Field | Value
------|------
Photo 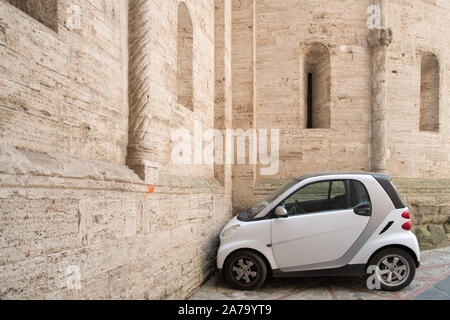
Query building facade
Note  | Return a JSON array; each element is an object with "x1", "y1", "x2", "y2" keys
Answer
[{"x1": 0, "y1": 0, "x2": 449, "y2": 299}]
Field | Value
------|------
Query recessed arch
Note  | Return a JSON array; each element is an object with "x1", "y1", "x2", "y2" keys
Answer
[
  {"x1": 420, "y1": 52, "x2": 440, "y2": 132},
  {"x1": 303, "y1": 43, "x2": 331, "y2": 129}
]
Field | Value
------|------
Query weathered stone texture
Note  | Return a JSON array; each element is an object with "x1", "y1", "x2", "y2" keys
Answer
[
  {"x1": 0, "y1": 144, "x2": 231, "y2": 299},
  {"x1": 386, "y1": 0, "x2": 450, "y2": 178},
  {"x1": 0, "y1": 0, "x2": 128, "y2": 164},
  {"x1": 7, "y1": 0, "x2": 58, "y2": 32},
  {"x1": 394, "y1": 178, "x2": 450, "y2": 250},
  {"x1": 232, "y1": 0, "x2": 373, "y2": 210},
  {"x1": 0, "y1": 0, "x2": 233, "y2": 299}
]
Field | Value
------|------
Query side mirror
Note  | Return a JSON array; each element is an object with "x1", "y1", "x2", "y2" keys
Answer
[{"x1": 275, "y1": 206, "x2": 288, "y2": 218}]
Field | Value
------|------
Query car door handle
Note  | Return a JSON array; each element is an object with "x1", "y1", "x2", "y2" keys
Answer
[{"x1": 353, "y1": 202, "x2": 372, "y2": 216}]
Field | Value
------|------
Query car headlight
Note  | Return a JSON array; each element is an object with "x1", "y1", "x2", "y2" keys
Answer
[{"x1": 221, "y1": 225, "x2": 240, "y2": 238}]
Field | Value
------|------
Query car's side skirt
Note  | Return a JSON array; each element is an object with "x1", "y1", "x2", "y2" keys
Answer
[{"x1": 272, "y1": 264, "x2": 366, "y2": 278}]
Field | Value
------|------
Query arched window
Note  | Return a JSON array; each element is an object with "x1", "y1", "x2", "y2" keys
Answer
[
  {"x1": 304, "y1": 43, "x2": 331, "y2": 129},
  {"x1": 420, "y1": 52, "x2": 440, "y2": 132},
  {"x1": 177, "y1": 2, "x2": 194, "y2": 111}
]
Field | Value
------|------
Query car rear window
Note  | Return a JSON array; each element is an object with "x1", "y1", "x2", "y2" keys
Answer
[
  {"x1": 349, "y1": 180, "x2": 371, "y2": 208},
  {"x1": 374, "y1": 176, "x2": 406, "y2": 209}
]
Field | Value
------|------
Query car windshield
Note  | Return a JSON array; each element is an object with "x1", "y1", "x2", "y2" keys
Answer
[{"x1": 249, "y1": 178, "x2": 300, "y2": 217}]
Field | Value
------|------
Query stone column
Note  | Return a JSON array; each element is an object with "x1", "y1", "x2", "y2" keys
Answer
[
  {"x1": 368, "y1": 26, "x2": 392, "y2": 173},
  {"x1": 127, "y1": 0, "x2": 158, "y2": 182}
]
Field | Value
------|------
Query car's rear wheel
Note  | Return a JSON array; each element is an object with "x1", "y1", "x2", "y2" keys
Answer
[
  {"x1": 224, "y1": 250, "x2": 267, "y2": 290},
  {"x1": 367, "y1": 248, "x2": 416, "y2": 291}
]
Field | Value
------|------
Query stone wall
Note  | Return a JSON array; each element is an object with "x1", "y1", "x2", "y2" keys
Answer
[
  {"x1": 0, "y1": 144, "x2": 230, "y2": 299},
  {"x1": 394, "y1": 178, "x2": 450, "y2": 250},
  {"x1": 231, "y1": 0, "x2": 373, "y2": 210},
  {"x1": 7, "y1": 0, "x2": 58, "y2": 32},
  {"x1": 385, "y1": 0, "x2": 450, "y2": 178},
  {"x1": 0, "y1": 0, "x2": 129, "y2": 165},
  {"x1": 0, "y1": 0, "x2": 233, "y2": 300}
]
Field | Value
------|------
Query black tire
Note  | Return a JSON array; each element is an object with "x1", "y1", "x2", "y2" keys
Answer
[
  {"x1": 367, "y1": 248, "x2": 416, "y2": 291},
  {"x1": 224, "y1": 250, "x2": 268, "y2": 290}
]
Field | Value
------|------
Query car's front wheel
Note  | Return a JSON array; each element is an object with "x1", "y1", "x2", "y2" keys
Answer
[
  {"x1": 367, "y1": 248, "x2": 416, "y2": 291},
  {"x1": 223, "y1": 250, "x2": 268, "y2": 290}
]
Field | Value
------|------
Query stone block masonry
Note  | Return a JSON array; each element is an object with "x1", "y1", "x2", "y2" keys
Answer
[
  {"x1": 0, "y1": 144, "x2": 231, "y2": 299},
  {"x1": 0, "y1": 0, "x2": 233, "y2": 299},
  {"x1": 394, "y1": 178, "x2": 450, "y2": 250},
  {"x1": 0, "y1": 0, "x2": 129, "y2": 164}
]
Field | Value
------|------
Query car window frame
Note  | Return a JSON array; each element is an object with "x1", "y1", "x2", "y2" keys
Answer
[
  {"x1": 347, "y1": 179, "x2": 372, "y2": 209},
  {"x1": 273, "y1": 179, "x2": 351, "y2": 217}
]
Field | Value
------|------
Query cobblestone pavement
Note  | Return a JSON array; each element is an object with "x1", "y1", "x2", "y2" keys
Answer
[{"x1": 190, "y1": 247, "x2": 450, "y2": 300}]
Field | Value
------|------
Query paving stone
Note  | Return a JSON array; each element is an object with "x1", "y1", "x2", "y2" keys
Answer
[{"x1": 413, "y1": 283, "x2": 450, "y2": 300}]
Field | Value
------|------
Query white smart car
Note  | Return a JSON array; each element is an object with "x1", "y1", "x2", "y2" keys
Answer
[{"x1": 217, "y1": 172, "x2": 420, "y2": 291}]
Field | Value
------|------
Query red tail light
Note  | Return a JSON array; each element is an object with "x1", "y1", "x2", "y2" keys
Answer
[
  {"x1": 402, "y1": 221, "x2": 412, "y2": 231},
  {"x1": 401, "y1": 210, "x2": 410, "y2": 219}
]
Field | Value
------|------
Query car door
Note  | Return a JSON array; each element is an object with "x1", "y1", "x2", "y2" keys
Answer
[{"x1": 271, "y1": 179, "x2": 371, "y2": 269}]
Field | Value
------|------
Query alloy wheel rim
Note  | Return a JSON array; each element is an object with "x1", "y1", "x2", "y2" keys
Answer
[
  {"x1": 231, "y1": 257, "x2": 259, "y2": 285},
  {"x1": 376, "y1": 254, "x2": 410, "y2": 287}
]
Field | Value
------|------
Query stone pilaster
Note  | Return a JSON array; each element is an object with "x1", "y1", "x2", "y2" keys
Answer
[
  {"x1": 368, "y1": 27, "x2": 393, "y2": 173},
  {"x1": 127, "y1": 0, "x2": 158, "y2": 182}
]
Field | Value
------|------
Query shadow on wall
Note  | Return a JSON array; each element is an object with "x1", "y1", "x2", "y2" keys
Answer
[{"x1": 7, "y1": 0, "x2": 58, "y2": 32}]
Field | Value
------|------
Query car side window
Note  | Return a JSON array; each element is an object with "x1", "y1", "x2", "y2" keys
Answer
[
  {"x1": 349, "y1": 180, "x2": 371, "y2": 207},
  {"x1": 283, "y1": 180, "x2": 348, "y2": 215},
  {"x1": 330, "y1": 180, "x2": 346, "y2": 199}
]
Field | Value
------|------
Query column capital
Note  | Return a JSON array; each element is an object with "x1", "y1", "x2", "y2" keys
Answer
[{"x1": 367, "y1": 28, "x2": 393, "y2": 48}]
